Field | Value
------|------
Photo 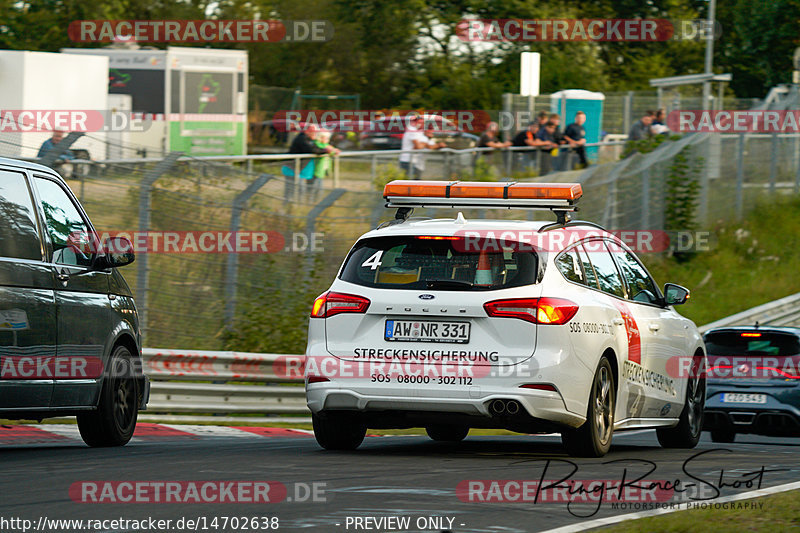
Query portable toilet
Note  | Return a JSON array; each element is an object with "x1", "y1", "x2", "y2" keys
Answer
[{"x1": 550, "y1": 89, "x2": 604, "y2": 163}]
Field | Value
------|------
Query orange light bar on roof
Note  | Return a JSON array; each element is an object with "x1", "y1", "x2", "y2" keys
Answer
[
  {"x1": 383, "y1": 180, "x2": 583, "y2": 201},
  {"x1": 507, "y1": 183, "x2": 582, "y2": 201},
  {"x1": 382, "y1": 181, "x2": 454, "y2": 198}
]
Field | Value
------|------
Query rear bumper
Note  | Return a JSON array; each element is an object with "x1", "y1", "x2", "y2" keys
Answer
[
  {"x1": 306, "y1": 381, "x2": 586, "y2": 429},
  {"x1": 703, "y1": 385, "x2": 800, "y2": 436}
]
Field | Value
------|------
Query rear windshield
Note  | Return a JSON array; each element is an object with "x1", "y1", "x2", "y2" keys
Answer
[
  {"x1": 340, "y1": 236, "x2": 538, "y2": 291},
  {"x1": 704, "y1": 331, "x2": 800, "y2": 357}
]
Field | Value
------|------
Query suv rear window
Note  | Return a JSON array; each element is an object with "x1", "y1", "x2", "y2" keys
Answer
[
  {"x1": 340, "y1": 236, "x2": 538, "y2": 291},
  {"x1": 705, "y1": 331, "x2": 800, "y2": 356}
]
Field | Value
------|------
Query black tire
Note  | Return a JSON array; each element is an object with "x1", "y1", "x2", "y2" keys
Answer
[
  {"x1": 657, "y1": 355, "x2": 706, "y2": 448},
  {"x1": 77, "y1": 345, "x2": 139, "y2": 447},
  {"x1": 312, "y1": 412, "x2": 366, "y2": 450},
  {"x1": 561, "y1": 356, "x2": 616, "y2": 457},
  {"x1": 426, "y1": 426, "x2": 469, "y2": 442},
  {"x1": 710, "y1": 428, "x2": 736, "y2": 443}
]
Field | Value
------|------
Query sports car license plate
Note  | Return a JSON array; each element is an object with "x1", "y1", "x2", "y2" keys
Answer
[
  {"x1": 385, "y1": 320, "x2": 470, "y2": 343},
  {"x1": 721, "y1": 393, "x2": 767, "y2": 404}
]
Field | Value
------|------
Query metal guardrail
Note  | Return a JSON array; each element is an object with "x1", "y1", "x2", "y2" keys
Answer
[
  {"x1": 142, "y1": 348, "x2": 308, "y2": 417},
  {"x1": 698, "y1": 291, "x2": 800, "y2": 333},
  {"x1": 29, "y1": 140, "x2": 630, "y2": 189},
  {"x1": 143, "y1": 292, "x2": 800, "y2": 421}
]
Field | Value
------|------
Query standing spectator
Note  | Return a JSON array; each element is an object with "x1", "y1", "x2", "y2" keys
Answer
[
  {"x1": 548, "y1": 113, "x2": 566, "y2": 145},
  {"x1": 651, "y1": 108, "x2": 669, "y2": 136},
  {"x1": 399, "y1": 115, "x2": 445, "y2": 179},
  {"x1": 309, "y1": 129, "x2": 334, "y2": 199},
  {"x1": 564, "y1": 111, "x2": 588, "y2": 169},
  {"x1": 548, "y1": 113, "x2": 568, "y2": 170},
  {"x1": 285, "y1": 124, "x2": 339, "y2": 200},
  {"x1": 536, "y1": 111, "x2": 549, "y2": 129},
  {"x1": 477, "y1": 121, "x2": 511, "y2": 172},
  {"x1": 38, "y1": 130, "x2": 76, "y2": 176},
  {"x1": 38, "y1": 130, "x2": 75, "y2": 161},
  {"x1": 289, "y1": 124, "x2": 333, "y2": 155},
  {"x1": 512, "y1": 122, "x2": 545, "y2": 170},
  {"x1": 535, "y1": 122, "x2": 560, "y2": 175},
  {"x1": 628, "y1": 111, "x2": 655, "y2": 141},
  {"x1": 478, "y1": 121, "x2": 512, "y2": 150}
]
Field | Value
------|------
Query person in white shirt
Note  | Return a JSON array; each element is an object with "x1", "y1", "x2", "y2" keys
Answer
[{"x1": 399, "y1": 115, "x2": 446, "y2": 179}]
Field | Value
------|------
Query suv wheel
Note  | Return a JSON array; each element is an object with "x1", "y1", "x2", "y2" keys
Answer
[
  {"x1": 657, "y1": 355, "x2": 705, "y2": 449},
  {"x1": 77, "y1": 345, "x2": 139, "y2": 447},
  {"x1": 562, "y1": 356, "x2": 615, "y2": 457},
  {"x1": 426, "y1": 426, "x2": 469, "y2": 442},
  {"x1": 710, "y1": 428, "x2": 736, "y2": 443},
  {"x1": 312, "y1": 412, "x2": 366, "y2": 450}
]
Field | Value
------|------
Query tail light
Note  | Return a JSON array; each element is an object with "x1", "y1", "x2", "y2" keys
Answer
[
  {"x1": 311, "y1": 291, "x2": 370, "y2": 318},
  {"x1": 484, "y1": 297, "x2": 578, "y2": 325},
  {"x1": 520, "y1": 383, "x2": 558, "y2": 391}
]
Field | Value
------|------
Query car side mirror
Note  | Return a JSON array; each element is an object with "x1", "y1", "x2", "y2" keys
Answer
[
  {"x1": 663, "y1": 283, "x2": 690, "y2": 306},
  {"x1": 95, "y1": 237, "x2": 135, "y2": 269}
]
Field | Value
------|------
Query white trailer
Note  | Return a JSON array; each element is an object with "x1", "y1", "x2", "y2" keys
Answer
[{"x1": 0, "y1": 50, "x2": 109, "y2": 160}]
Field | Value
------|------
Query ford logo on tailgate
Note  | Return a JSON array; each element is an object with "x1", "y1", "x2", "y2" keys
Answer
[{"x1": 419, "y1": 294, "x2": 435, "y2": 300}]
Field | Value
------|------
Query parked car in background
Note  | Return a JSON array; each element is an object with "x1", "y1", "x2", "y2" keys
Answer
[
  {"x1": 703, "y1": 326, "x2": 800, "y2": 442},
  {"x1": 360, "y1": 114, "x2": 479, "y2": 151},
  {"x1": 320, "y1": 120, "x2": 375, "y2": 150},
  {"x1": 249, "y1": 118, "x2": 303, "y2": 148}
]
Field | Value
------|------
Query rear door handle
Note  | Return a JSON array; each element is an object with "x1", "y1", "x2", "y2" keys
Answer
[
  {"x1": 612, "y1": 318, "x2": 625, "y2": 326},
  {"x1": 649, "y1": 323, "x2": 661, "y2": 331}
]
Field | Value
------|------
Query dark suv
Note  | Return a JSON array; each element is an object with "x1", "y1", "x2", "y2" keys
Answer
[
  {"x1": 703, "y1": 326, "x2": 800, "y2": 442},
  {"x1": 0, "y1": 157, "x2": 148, "y2": 446}
]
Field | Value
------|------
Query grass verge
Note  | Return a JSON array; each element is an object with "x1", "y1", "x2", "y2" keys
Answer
[
  {"x1": 599, "y1": 489, "x2": 800, "y2": 532},
  {"x1": 642, "y1": 196, "x2": 800, "y2": 327}
]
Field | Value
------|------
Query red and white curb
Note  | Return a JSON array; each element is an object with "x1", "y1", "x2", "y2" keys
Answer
[{"x1": 0, "y1": 424, "x2": 315, "y2": 446}]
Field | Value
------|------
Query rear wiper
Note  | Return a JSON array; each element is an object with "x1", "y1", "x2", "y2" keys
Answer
[{"x1": 425, "y1": 279, "x2": 474, "y2": 289}]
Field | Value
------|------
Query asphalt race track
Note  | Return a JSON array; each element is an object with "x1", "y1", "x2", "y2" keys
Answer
[{"x1": 1, "y1": 425, "x2": 799, "y2": 533}]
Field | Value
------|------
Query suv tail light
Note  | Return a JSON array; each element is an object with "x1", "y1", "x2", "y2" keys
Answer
[
  {"x1": 484, "y1": 297, "x2": 578, "y2": 325},
  {"x1": 311, "y1": 291, "x2": 370, "y2": 318}
]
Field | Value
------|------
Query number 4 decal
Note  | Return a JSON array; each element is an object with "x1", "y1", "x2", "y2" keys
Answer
[{"x1": 361, "y1": 250, "x2": 383, "y2": 270}]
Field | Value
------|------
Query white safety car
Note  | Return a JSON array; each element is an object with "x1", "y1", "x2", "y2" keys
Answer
[{"x1": 305, "y1": 181, "x2": 706, "y2": 456}]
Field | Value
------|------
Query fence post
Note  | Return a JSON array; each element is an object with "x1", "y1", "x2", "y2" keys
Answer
[
  {"x1": 699, "y1": 133, "x2": 720, "y2": 226},
  {"x1": 769, "y1": 133, "x2": 778, "y2": 195},
  {"x1": 795, "y1": 134, "x2": 800, "y2": 195},
  {"x1": 305, "y1": 189, "x2": 347, "y2": 271},
  {"x1": 333, "y1": 154, "x2": 340, "y2": 188},
  {"x1": 736, "y1": 133, "x2": 745, "y2": 218},
  {"x1": 641, "y1": 166, "x2": 650, "y2": 229},
  {"x1": 225, "y1": 173, "x2": 272, "y2": 331},
  {"x1": 502, "y1": 93, "x2": 513, "y2": 142},
  {"x1": 623, "y1": 92, "x2": 633, "y2": 136},
  {"x1": 136, "y1": 152, "x2": 183, "y2": 344}
]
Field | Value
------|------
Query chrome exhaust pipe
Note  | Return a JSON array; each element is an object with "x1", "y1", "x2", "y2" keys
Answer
[
  {"x1": 489, "y1": 399, "x2": 506, "y2": 415},
  {"x1": 505, "y1": 400, "x2": 521, "y2": 415}
]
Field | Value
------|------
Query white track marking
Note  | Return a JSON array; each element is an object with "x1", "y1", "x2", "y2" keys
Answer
[
  {"x1": 539, "y1": 480, "x2": 800, "y2": 533},
  {"x1": 30, "y1": 424, "x2": 82, "y2": 440}
]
